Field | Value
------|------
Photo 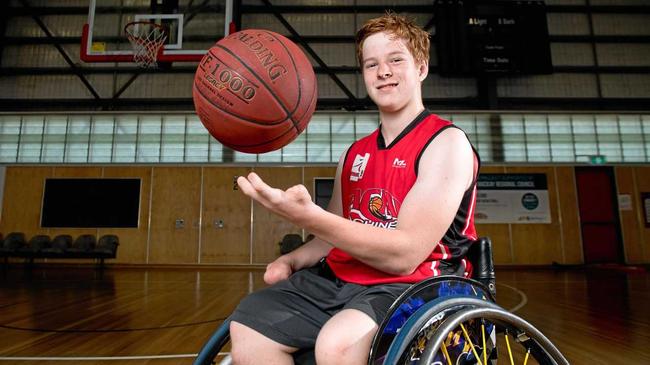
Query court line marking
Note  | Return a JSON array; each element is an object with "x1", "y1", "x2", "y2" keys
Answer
[
  {"x1": 0, "y1": 318, "x2": 227, "y2": 333},
  {"x1": 497, "y1": 282, "x2": 529, "y2": 313},
  {"x1": 0, "y1": 353, "x2": 230, "y2": 361}
]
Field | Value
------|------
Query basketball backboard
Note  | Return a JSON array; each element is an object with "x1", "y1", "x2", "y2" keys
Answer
[{"x1": 81, "y1": 0, "x2": 233, "y2": 64}]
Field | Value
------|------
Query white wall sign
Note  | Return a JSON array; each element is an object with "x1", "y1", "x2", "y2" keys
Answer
[
  {"x1": 475, "y1": 173, "x2": 551, "y2": 224},
  {"x1": 618, "y1": 194, "x2": 632, "y2": 211}
]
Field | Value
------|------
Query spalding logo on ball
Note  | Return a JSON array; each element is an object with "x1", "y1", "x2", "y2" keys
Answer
[{"x1": 193, "y1": 29, "x2": 317, "y2": 154}]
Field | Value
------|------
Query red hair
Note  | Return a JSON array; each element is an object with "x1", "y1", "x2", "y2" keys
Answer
[{"x1": 355, "y1": 12, "x2": 430, "y2": 66}]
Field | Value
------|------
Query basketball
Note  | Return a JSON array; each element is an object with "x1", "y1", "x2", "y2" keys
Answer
[{"x1": 193, "y1": 29, "x2": 317, "y2": 154}]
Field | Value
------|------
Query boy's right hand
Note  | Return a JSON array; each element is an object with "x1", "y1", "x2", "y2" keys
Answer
[{"x1": 263, "y1": 256, "x2": 294, "y2": 285}]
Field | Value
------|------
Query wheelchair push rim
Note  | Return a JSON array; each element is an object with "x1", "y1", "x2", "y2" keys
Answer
[{"x1": 416, "y1": 307, "x2": 569, "y2": 365}]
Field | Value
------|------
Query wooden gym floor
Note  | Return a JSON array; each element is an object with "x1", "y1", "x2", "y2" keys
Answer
[{"x1": 0, "y1": 265, "x2": 648, "y2": 364}]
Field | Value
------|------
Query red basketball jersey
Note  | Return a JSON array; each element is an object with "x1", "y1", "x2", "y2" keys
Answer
[{"x1": 326, "y1": 110, "x2": 480, "y2": 285}]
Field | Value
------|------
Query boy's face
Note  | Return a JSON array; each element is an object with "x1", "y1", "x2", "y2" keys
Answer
[{"x1": 361, "y1": 31, "x2": 427, "y2": 114}]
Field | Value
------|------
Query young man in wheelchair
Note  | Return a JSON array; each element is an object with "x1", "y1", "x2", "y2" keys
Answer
[{"x1": 233, "y1": 12, "x2": 479, "y2": 365}]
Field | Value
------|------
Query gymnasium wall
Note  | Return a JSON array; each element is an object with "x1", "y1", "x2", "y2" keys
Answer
[
  {"x1": 1, "y1": 165, "x2": 648, "y2": 266},
  {"x1": 615, "y1": 166, "x2": 650, "y2": 264}
]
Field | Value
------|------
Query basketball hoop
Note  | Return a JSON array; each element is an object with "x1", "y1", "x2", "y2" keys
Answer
[{"x1": 124, "y1": 21, "x2": 168, "y2": 68}]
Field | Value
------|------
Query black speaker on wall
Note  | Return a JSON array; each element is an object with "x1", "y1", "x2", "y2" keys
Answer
[{"x1": 434, "y1": 0, "x2": 553, "y2": 76}]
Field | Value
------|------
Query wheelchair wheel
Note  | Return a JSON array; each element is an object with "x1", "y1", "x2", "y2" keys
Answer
[
  {"x1": 370, "y1": 276, "x2": 495, "y2": 364},
  {"x1": 193, "y1": 318, "x2": 231, "y2": 365},
  {"x1": 415, "y1": 307, "x2": 569, "y2": 365},
  {"x1": 381, "y1": 297, "x2": 501, "y2": 365}
]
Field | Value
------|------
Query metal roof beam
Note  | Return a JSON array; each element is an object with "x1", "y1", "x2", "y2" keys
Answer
[{"x1": 17, "y1": 0, "x2": 101, "y2": 100}]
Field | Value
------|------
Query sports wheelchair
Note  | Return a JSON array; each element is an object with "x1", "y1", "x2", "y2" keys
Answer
[{"x1": 193, "y1": 237, "x2": 569, "y2": 365}]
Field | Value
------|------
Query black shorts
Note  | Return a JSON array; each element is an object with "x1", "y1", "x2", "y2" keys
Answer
[{"x1": 229, "y1": 261, "x2": 410, "y2": 349}]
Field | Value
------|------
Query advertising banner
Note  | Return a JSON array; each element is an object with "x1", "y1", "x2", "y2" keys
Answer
[{"x1": 476, "y1": 173, "x2": 551, "y2": 224}]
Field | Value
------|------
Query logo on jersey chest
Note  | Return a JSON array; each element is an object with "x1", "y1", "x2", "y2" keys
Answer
[
  {"x1": 350, "y1": 153, "x2": 370, "y2": 181},
  {"x1": 348, "y1": 188, "x2": 401, "y2": 229},
  {"x1": 392, "y1": 158, "x2": 407, "y2": 168}
]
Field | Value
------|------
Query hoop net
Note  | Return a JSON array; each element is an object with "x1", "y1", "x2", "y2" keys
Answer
[{"x1": 124, "y1": 21, "x2": 168, "y2": 68}]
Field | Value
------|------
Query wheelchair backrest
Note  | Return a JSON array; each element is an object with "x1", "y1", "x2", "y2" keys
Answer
[{"x1": 467, "y1": 237, "x2": 496, "y2": 299}]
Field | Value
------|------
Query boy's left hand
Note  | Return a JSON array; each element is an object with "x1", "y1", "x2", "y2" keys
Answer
[{"x1": 263, "y1": 255, "x2": 294, "y2": 285}]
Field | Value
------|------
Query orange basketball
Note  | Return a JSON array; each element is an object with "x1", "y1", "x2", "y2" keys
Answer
[{"x1": 193, "y1": 29, "x2": 317, "y2": 154}]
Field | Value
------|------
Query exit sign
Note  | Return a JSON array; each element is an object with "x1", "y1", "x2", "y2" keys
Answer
[{"x1": 589, "y1": 155, "x2": 607, "y2": 164}]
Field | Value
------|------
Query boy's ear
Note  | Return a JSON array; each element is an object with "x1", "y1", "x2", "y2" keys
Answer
[{"x1": 418, "y1": 60, "x2": 429, "y2": 81}]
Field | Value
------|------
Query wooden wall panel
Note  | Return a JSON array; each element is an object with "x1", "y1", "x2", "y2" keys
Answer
[
  {"x1": 0, "y1": 166, "x2": 53, "y2": 238},
  {"x1": 148, "y1": 167, "x2": 201, "y2": 264},
  {"x1": 511, "y1": 223, "x2": 563, "y2": 265},
  {"x1": 251, "y1": 167, "x2": 302, "y2": 263},
  {"x1": 632, "y1": 167, "x2": 650, "y2": 263},
  {"x1": 201, "y1": 167, "x2": 252, "y2": 264},
  {"x1": 52, "y1": 166, "x2": 102, "y2": 177},
  {"x1": 555, "y1": 166, "x2": 583, "y2": 264},
  {"x1": 99, "y1": 166, "x2": 152, "y2": 264},
  {"x1": 475, "y1": 224, "x2": 513, "y2": 264},
  {"x1": 615, "y1": 167, "x2": 642, "y2": 263},
  {"x1": 506, "y1": 166, "x2": 563, "y2": 264},
  {"x1": 303, "y1": 166, "x2": 337, "y2": 199},
  {"x1": 303, "y1": 166, "x2": 337, "y2": 251},
  {"x1": 475, "y1": 166, "x2": 513, "y2": 263},
  {"x1": 479, "y1": 165, "x2": 506, "y2": 174}
]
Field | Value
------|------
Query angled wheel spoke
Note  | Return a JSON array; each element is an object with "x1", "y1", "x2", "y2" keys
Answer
[
  {"x1": 439, "y1": 341, "x2": 453, "y2": 365},
  {"x1": 412, "y1": 307, "x2": 569, "y2": 365},
  {"x1": 460, "y1": 323, "x2": 484, "y2": 365}
]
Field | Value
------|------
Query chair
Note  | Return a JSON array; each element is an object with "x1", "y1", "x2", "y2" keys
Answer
[
  {"x1": 0, "y1": 232, "x2": 27, "y2": 268},
  {"x1": 279, "y1": 233, "x2": 304, "y2": 254},
  {"x1": 14, "y1": 234, "x2": 52, "y2": 266},
  {"x1": 93, "y1": 234, "x2": 119, "y2": 270},
  {"x1": 66, "y1": 234, "x2": 97, "y2": 253},
  {"x1": 19, "y1": 234, "x2": 52, "y2": 253},
  {"x1": 0, "y1": 232, "x2": 27, "y2": 253},
  {"x1": 192, "y1": 237, "x2": 569, "y2": 365},
  {"x1": 95, "y1": 235, "x2": 119, "y2": 255},
  {"x1": 42, "y1": 234, "x2": 73, "y2": 254}
]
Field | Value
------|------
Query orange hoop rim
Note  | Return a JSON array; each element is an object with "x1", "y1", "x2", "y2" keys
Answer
[{"x1": 124, "y1": 20, "x2": 167, "y2": 38}]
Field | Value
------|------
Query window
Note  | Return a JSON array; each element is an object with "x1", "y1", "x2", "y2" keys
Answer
[{"x1": 0, "y1": 112, "x2": 649, "y2": 164}]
